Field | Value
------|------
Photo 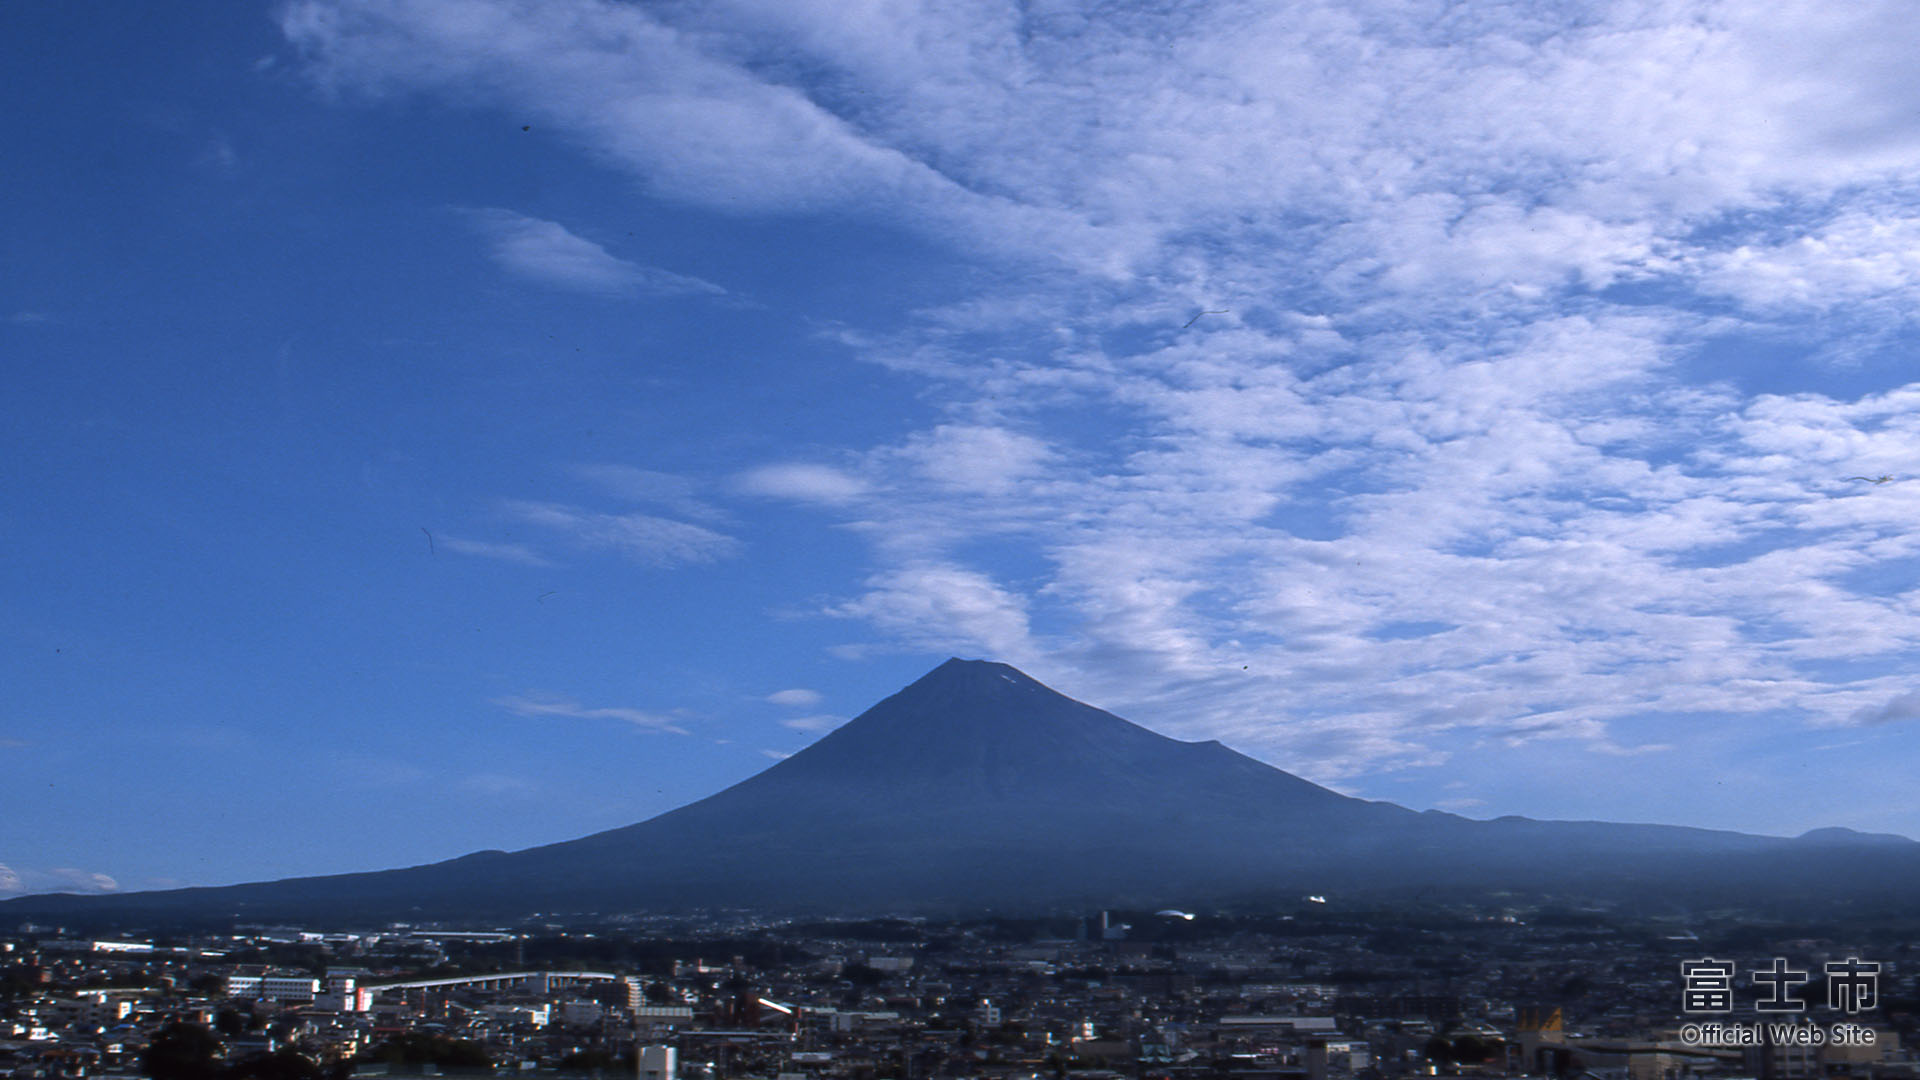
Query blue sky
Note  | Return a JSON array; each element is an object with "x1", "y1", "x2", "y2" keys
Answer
[{"x1": 9, "y1": 0, "x2": 1920, "y2": 898}]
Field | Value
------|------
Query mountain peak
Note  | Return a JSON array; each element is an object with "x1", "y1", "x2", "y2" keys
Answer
[
  {"x1": 793, "y1": 657, "x2": 1139, "y2": 768},
  {"x1": 920, "y1": 656, "x2": 1045, "y2": 687}
]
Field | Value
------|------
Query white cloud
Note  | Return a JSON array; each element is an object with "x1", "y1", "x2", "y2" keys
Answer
[
  {"x1": 504, "y1": 500, "x2": 739, "y2": 567},
  {"x1": 765, "y1": 688, "x2": 822, "y2": 708},
  {"x1": 735, "y1": 463, "x2": 868, "y2": 503},
  {"x1": 461, "y1": 772, "x2": 539, "y2": 796},
  {"x1": 493, "y1": 694, "x2": 689, "y2": 735},
  {"x1": 440, "y1": 537, "x2": 554, "y2": 566},
  {"x1": 1693, "y1": 213, "x2": 1920, "y2": 313},
  {"x1": 280, "y1": 0, "x2": 1119, "y2": 266},
  {"x1": 332, "y1": 754, "x2": 431, "y2": 788},
  {"x1": 1852, "y1": 690, "x2": 1920, "y2": 727},
  {"x1": 197, "y1": 136, "x2": 239, "y2": 171},
  {"x1": 896, "y1": 425, "x2": 1054, "y2": 496},
  {"x1": 51, "y1": 868, "x2": 118, "y2": 893},
  {"x1": 285, "y1": 0, "x2": 1920, "y2": 284},
  {"x1": 572, "y1": 464, "x2": 727, "y2": 523},
  {"x1": 780, "y1": 714, "x2": 846, "y2": 733},
  {"x1": 832, "y1": 565, "x2": 1040, "y2": 666},
  {"x1": 464, "y1": 208, "x2": 724, "y2": 296},
  {"x1": 0, "y1": 864, "x2": 120, "y2": 896}
]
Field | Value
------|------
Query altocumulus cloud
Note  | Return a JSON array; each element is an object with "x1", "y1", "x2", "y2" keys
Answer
[{"x1": 287, "y1": 0, "x2": 1920, "y2": 789}]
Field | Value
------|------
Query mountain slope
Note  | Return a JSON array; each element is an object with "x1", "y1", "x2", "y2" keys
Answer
[
  {"x1": 463, "y1": 658, "x2": 1431, "y2": 908},
  {"x1": 6, "y1": 658, "x2": 1917, "y2": 922}
]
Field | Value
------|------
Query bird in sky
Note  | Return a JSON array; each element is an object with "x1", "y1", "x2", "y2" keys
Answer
[
  {"x1": 1183, "y1": 309, "x2": 1229, "y2": 328},
  {"x1": 1845, "y1": 475, "x2": 1897, "y2": 484}
]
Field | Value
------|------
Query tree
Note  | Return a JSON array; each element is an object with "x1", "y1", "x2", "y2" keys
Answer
[
  {"x1": 188, "y1": 974, "x2": 227, "y2": 996},
  {"x1": 840, "y1": 963, "x2": 884, "y2": 988},
  {"x1": 1557, "y1": 974, "x2": 1593, "y2": 1000},
  {"x1": 365, "y1": 1034, "x2": 492, "y2": 1071},
  {"x1": 1452, "y1": 1035, "x2": 1493, "y2": 1064},
  {"x1": 214, "y1": 1010, "x2": 248, "y2": 1038},
  {"x1": 0, "y1": 965, "x2": 41, "y2": 1004},
  {"x1": 557, "y1": 1050, "x2": 619, "y2": 1072},
  {"x1": 224, "y1": 1051, "x2": 322, "y2": 1080},
  {"x1": 142, "y1": 1022, "x2": 224, "y2": 1080}
]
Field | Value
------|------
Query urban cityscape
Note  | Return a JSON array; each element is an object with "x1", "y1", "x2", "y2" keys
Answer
[{"x1": 5, "y1": 905, "x2": 1916, "y2": 1080}]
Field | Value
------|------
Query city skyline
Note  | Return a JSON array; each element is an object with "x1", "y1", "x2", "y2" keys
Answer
[{"x1": 9, "y1": 1, "x2": 1920, "y2": 896}]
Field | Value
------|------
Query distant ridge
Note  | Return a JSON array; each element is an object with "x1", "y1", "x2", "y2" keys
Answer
[{"x1": 7, "y1": 658, "x2": 1918, "y2": 924}]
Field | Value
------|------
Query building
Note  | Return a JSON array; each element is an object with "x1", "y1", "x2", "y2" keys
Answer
[{"x1": 639, "y1": 1045, "x2": 677, "y2": 1080}]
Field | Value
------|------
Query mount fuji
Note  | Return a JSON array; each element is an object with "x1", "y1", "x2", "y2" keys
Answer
[{"x1": 7, "y1": 659, "x2": 1915, "y2": 924}]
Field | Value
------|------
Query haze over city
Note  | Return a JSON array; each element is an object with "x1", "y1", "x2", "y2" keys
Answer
[{"x1": 9, "y1": 0, "x2": 1920, "y2": 898}]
